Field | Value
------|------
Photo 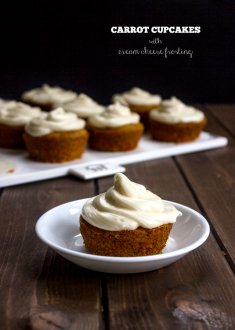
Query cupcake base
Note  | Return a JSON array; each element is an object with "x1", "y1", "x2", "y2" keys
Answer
[
  {"x1": 23, "y1": 129, "x2": 89, "y2": 163},
  {"x1": 0, "y1": 123, "x2": 25, "y2": 148},
  {"x1": 149, "y1": 118, "x2": 207, "y2": 143},
  {"x1": 80, "y1": 216, "x2": 173, "y2": 257},
  {"x1": 129, "y1": 104, "x2": 160, "y2": 128},
  {"x1": 21, "y1": 100, "x2": 53, "y2": 111},
  {"x1": 87, "y1": 123, "x2": 144, "y2": 152}
]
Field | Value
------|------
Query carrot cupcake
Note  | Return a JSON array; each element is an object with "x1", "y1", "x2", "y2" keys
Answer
[
  {"x1": 0, "y1": 102, "x2": 42, "y2": 148},
  {"x1": 149, "y1": 97, "x2": 207, "y2": 143},
  {"x1": 21, "y1": 84, "x2": 77, "y2": 111},
  {"x1": 112, "y1": 87, "x2": 162, "y2": 127},
  {"x1": 80, "y1": 173, "x2": 182, "y2": 257},
  {"x1": 63, "y1": 93, "x2": 104, "y2": 120},
  {"x1": 87, "y1": 102, "x2": 144, "y2": 151},
  {"x1": 23, "y1": 107, "x2": 88, "y2": 163}
]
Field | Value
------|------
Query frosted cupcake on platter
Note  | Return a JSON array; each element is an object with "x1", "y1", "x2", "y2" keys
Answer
[
  {"x1": 23, "y1": 107, "x2": 88, "y2": 163},
  {"x1": 63, "y1": 93, "x2": 105, "y2": 120},
  {"x1": 149, "y1": 97, "x2": 207, "y2": 142},
  {"x1": 87, "y1": 102, "x2": 144, "y2": 151},
  {"x1": 0, "y1": 102, "x2": 42, "y2": 148},
  {"x1": 112, "y1": 87, "x2": 162, "y2": 127},
  {"x1": 80, "y1": 173, "x2": 182, "y2": 256},
  {"x1": 21, "y1": 84, "x2": 77, "y2": 111}
]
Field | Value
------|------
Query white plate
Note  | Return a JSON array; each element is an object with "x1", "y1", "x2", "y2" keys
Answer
[{"x1": 35, "y1": 199, "x2": 210, "y2": 273}]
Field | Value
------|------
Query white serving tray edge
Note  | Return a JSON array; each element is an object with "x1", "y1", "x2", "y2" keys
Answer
[{"x1": 0, "y1": 132, "x2": 228, "y2": 188}]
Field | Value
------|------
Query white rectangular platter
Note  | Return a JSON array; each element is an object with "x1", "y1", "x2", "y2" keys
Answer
[{"x1": 0, "y1": 132, "x2": 228, "y2": 188}]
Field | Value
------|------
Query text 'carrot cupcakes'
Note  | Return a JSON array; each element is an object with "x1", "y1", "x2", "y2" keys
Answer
[
  {"x1": 63, "y1": 93, "x2": 104, "y2": 120},
  {"x1": 23, "y1": 107, "x2": 88, "y2": 163},
  {"x1": 112, "y1": 87, "x2": 162, "y2": 128},
  {"x1": 80, "y1": 173, "x2": 182, "y2": 256},
  {"x1": 22, "y1": 84, "x2": 77, "y2": 111},
  {"x1": 87, "y1": 102, "x2": 144, "y2": 151},
  {"x1": 149, "y1": 97, "x2": 207, "y2": 142},
  {"x1": 0, "y1": 102, "x2": 42, "y2": 148}
]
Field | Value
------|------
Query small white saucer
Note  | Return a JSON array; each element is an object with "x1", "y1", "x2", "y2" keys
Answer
[{"x1": 35, "y1": 199, "x2": 210, "y2": 274}]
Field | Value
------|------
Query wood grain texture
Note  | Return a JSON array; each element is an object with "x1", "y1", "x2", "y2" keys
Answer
[
  {"x1": 97, "y1": 161, "x2": 235, "y2": 330},
  {"x1": 205, "y1": 104, "x2": 235, "y2": 139},
  {"x1": 0, "y1": 177, "x2": 101, "y2": 330},
  {"x1": 175, "y1": 105, "x2": 235, "y2": 266},
  {"x1": 196, "y1": 104, "x2": 235, "y2": 146}
]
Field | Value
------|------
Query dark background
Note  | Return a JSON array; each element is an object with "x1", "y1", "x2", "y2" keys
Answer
[{"x1": 0, "y1": 0, "x2": 234, "y2": 104}]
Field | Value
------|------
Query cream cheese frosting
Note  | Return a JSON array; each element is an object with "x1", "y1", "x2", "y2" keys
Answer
[
  {"x1": 22, "y1": 84, "x2": 77, "y2": 106},
  {"x1": 112, "y1": 87, "x2": 162, "y2": 106},
  {"x1": 25, "y1": 107, "x2": 86, "y2": 137},
  {"x1": 0, "y1": 98, "x2": 16, "y2": 111},
  {"x1": 0, "y1": 102, "x2": 42, "y2": 126},
  {"x1": 160, "y1": 96, "x2": 185, "y2": 109},
  {"x1": 63, "y1": 93, "x2": 104, "y2": 118},
  {"x1": 149, "y1": 97, "x2": 205, "y2": 124},
  {"x1": 87, "y1": 102, "x2": 140, "y2": 128},
  {"x1": 81, "y1": 173, "x2": 182, "y2": 231}
]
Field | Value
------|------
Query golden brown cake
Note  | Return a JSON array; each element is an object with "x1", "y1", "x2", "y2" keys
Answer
[
  {"x1": 149, "y1": 119, "x2": 207, "y2": 143},
  {"x1": 80, "y1": 216, "x2": 172, "y2": 256},
  {"x1": 0, "y1": 123, "x2": 26, "y2": 148},
  {"x1": 23, "y1": 129, "x2": 88, "y2": 163},
  {"x1": 23, "y1": 107, "x2": 88, "y2": 163},
  {"x1": 21, "y1": 84, "x2": 77, "y2": 111},
  {"x1": 149, "y1": 97, "x2": 207, "y2": 142},
  {"x1": 87, "y1": 123, "x2": 143, "y2": 152},
  {"x1": 0, "y1": 102, "x2": 42, "y2": 148},
  {"x1": 80, "y1": 173, "x2": 182, "y2": 257},
  {"x1": 128, "y1": 104, "x2": 160, "y2": 128},
  {"x1": 87, "y1": 102, "x2": 144, "y2": 152},
  {"x1": 112, "y1": 87, "x2": 162, "y2": 128}
]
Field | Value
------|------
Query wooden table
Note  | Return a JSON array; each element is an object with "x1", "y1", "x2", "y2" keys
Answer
[{"x1": 1, "y1": 104, "x2": 235, "y2": 329}]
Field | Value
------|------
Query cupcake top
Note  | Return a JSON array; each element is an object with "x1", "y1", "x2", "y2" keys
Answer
[
  {"x1": 149, "y1": 97, "x2": 205, "y2": 124},
  {"x1": 25, "y1": 107, "x2": 86, "y2": 137},
  {"x1": 82, "y1": 173, "x2": 182, "y2": 231},
  {"x1": 160, "y1": 97, "x2": 185, "y2": 109},
  {"x1": 0, "y1": 98, "x2": 15, "y2": 109},
  {"x1": 63, "y1": 93, "x2": 104, "y2": 119},
  {"x1": 22, "y1": 84, "x2": 77, "y2": 106},
  {"x1": 112, "y1": 87, "x2": 162, "y2": 106},
  {"x1": 87, "y1": 102, "x2": 140, "y2": 128},
  {"x1": 0, "y1": 102, "x2": 42, "y2": 127}
]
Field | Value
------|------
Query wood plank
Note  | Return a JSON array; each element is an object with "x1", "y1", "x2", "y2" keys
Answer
[
  {"x1": 0, "y1": 177, "x2": 102, "y2": 330},
  {"x1": 205, "y1": 104, "x2": 235, "y2": 139},
  {"x1": 175, "y1": 149, "x2": 235, "y2": 265},
  {"x1": 175, "y1": 105, "x2": 235, "y2": 266},
  {"x1": 97, "y1": 161, "x2": 235, "y2": 330},
  {"x1": 196, "y1": 104, "x2": 235, "y2": 146}
]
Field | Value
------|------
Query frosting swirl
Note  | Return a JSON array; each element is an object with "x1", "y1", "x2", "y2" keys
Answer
[
  {"x1": 25, "y1": 107, "x2": 85, "y2": 136},
  {"x1": 150, "y1": 97, "x2": 205, "y2": 124},
  {"x1": 160, "y1": 96, "x2": 185, "y2": 109},
  {"x1": 63, "y1": 93, "x2": 104, "y2": 118},
  {"x1": 112, "y1": 87, "x2": 162, "y2": 106},
  {"x1": 0, "y1": 98, "x2": 16, "y2": 111},
  {"x1": 22, "y1": 84, "x2": 77, "y2": 106},
  {"x1": 82, "y1": 173, "x2": 182, "y2": 231},
  {"x1": 87, "y1": 102, "x2": 140, "y2": 128},
  {"x1": 0, "y1": 102, "x2": 42, "y2": 126}
]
